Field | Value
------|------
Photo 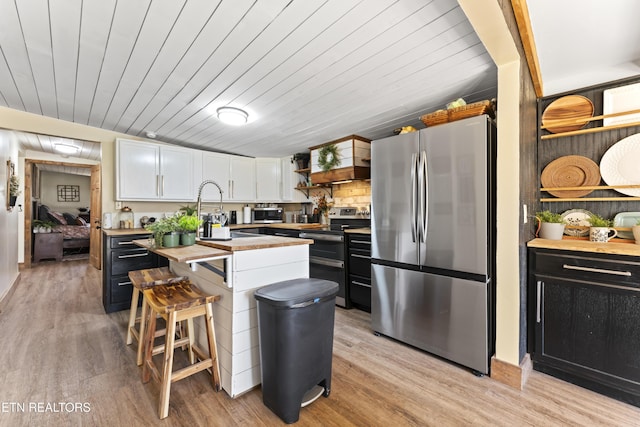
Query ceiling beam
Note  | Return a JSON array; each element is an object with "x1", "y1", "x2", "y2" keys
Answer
[{"x1": 511, "y1": 0, "x2": 544, "y2": 97}]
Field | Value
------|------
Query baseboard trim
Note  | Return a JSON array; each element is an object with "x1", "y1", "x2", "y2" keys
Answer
[
  {"x1": 490, "y1": 353, "x2": 532, "y2": 390},
  {"x1": 0, "y1": 272, "x2": 21, "y2": 314}
]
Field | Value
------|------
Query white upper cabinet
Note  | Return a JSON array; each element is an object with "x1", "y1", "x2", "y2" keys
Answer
[
  {"x1": 116, "y1": 139, "x2": 195, "y2": 201},
  {"x1": 200, "y1": 152, "x2": 231, "y2": 202},
  {"x1": 200, "y1": 153, "x2": 255, "y2": 202},
  {"x1": 280, "y1": 156, "x2": 307, "y2": 202},
  {"x1": 256, "y1": 158, "x2": 281, "y2": 201},
  {"x1": 229, "y1": 156, "x2": 256, "y2": 202}
]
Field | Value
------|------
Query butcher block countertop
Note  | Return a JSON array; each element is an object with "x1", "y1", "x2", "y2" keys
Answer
[
  {"x1": 133, "y1": 239, "x2": 231, "y2": 263},
  {"x1": 103, "y1": 228, "x2": 150, "y2": 236},
  {"x1": 528, "y1": 238, "x2": 640, "y2": 256},
  {"x1": 197, "y1": 234, "x2": 313, "y2": 252},
  {"x1": 133, "y1": 234, "x2": 313, "y2": 262}
]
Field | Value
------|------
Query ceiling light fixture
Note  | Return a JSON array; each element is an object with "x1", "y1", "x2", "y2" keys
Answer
[
  {"x1": 216, "y1": 106, "x2": 248, "y2": 126},
  {"x1": 54, "y1": 143, "x2": 80, "y2": 154},
  {"x1": 145, "y1": 131, "x2": 157, "y2": 139}
]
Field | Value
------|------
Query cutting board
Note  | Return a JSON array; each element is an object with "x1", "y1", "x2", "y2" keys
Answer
[{"x1": 542, "y1": 95, "x2": 594, "y2": 133}]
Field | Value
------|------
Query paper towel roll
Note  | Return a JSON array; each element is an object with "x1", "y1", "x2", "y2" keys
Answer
[{"x1": 243, "y1": 205, "x2": 252, "y2": 224}]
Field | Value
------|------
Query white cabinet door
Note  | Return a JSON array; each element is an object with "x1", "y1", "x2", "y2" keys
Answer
[
  {"x1": 201, "y1": 152, "x2": 231, "y2": 201},
  {"x1": 116, "y1": 139, "x2": 160, "y2": 200},
  {"x1": 256, "y1": 158, "x2": 281, "y2": 201},
  {"x1": 280, "y1": 156, "x2": 307, "y2": 202},
  {"x1": 229, "y1": 157, "x2": 256, "y2": 201},
  {"x1": 117, "y1": 139, "x2": 196, "y2": 201},
  {"x1": 159, "y1": 145, "x2": 196, "y2": 201}
]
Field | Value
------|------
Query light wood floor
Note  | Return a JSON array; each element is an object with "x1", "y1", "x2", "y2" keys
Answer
[{"x1": 2, "y1": 260, "x2": 640, "y2": 426}]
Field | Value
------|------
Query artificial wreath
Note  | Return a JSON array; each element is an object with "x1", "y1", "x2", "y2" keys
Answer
[{"x1": 317, "y1": 144, "x2": 341, "y2": 172}]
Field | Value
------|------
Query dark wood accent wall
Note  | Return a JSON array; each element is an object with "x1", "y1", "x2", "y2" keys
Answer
[{"x1": 538, "y1": 76, "x2": 640, "y2": 220}]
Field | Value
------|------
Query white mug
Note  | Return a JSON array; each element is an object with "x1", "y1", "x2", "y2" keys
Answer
[{"x1": 589, "y1": 227, "x2": 617, "y2": 243}]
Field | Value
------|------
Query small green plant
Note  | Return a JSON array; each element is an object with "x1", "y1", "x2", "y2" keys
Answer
[
  {"x1": 178, "y1": 214, "x2": 202, "y2": 232},
  {"x1": 145, "y1": 215, "x2": 181, "y2": 246},
  {"x1": 535, "y1": 210, "x2": 563, "y2": 223},
  {"x1": 33, "y1": 219, "x2": 55, "y2": 230},
  {"x1": 9, "y1": 175, "x2": 20, "y2": 196},
  {"x1": 179, "y1": 204, "x2": 197, "y2": 216},
  {"x1": 588, "y1": 214, "x2": 612, "y2": 227}
]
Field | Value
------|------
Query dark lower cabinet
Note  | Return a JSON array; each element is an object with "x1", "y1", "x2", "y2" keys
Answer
[
  {"x1": 102, "y1": 232, "x2": 168, "y2": 313},
  {"x1": 347, "y1": 232, "x2": 371, "y2": 312},
  {"x1": 529, "y1": 248, "x2": 640, "y2": 407}
]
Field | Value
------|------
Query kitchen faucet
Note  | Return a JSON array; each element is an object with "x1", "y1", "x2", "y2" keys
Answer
[{"x1": 196, "y1": 180, "x2": 224, "y2": 228}]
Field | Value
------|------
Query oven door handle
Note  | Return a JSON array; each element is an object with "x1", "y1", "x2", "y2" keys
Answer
[
  {"x1": 310, "y1": 256, "x2": 344, "y2": 268},
  {"x1": 299, "y1": 232, "x2": 344, "y2": 242}
]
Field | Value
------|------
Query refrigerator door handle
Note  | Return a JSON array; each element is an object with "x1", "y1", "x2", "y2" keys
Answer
[
  {"x1": 418, "y1": 150, "x2": 428, "y2": 243},
  {"x1": 410, "y1": 152, "x2": 418, "y2": 242}
]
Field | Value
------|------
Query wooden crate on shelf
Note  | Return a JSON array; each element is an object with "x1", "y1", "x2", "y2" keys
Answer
[{"x1": 420, "y1": 100, "x2": 495, "y2": 127}]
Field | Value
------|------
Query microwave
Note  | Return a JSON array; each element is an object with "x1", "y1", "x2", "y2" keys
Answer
[{"x1": 252, "y1": 207, "x2": 283, "y2": 223}]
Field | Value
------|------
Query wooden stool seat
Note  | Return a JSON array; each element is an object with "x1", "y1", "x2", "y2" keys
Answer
[
  {"x1": 141, "y1": 280, "x2": 221, "y2": 419},
  {"x1": 126, "y1": 267, "x2": 188, "y2": 366}
]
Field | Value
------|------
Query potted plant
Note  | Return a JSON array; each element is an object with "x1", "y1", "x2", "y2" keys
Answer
[
  {"x1": 32, "y1": 219, "x2": 55, "y2": 233},
  {"x1": 179, "y1": 204, "x2": 197, "y2": 216},
  {"x1": 588, "y1": 214, "x2": 617, "y2": 242},
  {"x1": 8, "y1": 174, "x2": 20, "y2": 209},
  {"x1": 535, "y1": 210, "x2": 565, "y2": 240},
  {"x1": 145, "y1": 215, "x2": 181, "y2": 248},
  {"x1": 292, "y1": 152, "x2": 310, "y2": 171},
  {"x1": 178, "y1": 214, "x2": 202, "y2": 246},
  {"x1": 633, "y1": 219, "x2": 640, "y2": 245}
]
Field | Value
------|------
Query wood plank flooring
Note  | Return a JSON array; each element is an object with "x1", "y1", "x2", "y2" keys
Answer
[{"x1": 1, "y1": 260, "x2": 640, "y2": 426}]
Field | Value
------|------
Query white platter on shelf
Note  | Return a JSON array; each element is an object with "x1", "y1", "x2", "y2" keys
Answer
[
  {"x1": 600, "y1": 133, "x2": 640, "y2": 197},
  {"x1": 613, "y1": 212, "x2": 640, "y2": 240},
  {"x1": 603, "y1": 82, "x2": 640, "y2": 126},
  {"x1": 560, "y1": 209, "x2": 593, "y2": 237}
]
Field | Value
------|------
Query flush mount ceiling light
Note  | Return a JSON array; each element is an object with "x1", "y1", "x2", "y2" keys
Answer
[
  {"x1": 54, "y1": 143, "x2": 80, "y2": 154},
  {"x1": 145, "y1": 131, "x2": 157, "y2": 139},
  {"x1": 216, "y1": 106, "x2": 248, "y2": 126}
]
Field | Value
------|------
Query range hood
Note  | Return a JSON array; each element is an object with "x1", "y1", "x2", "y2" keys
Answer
[{"x1": 309, "y1": 135, "x2": 371, "y2": 185}]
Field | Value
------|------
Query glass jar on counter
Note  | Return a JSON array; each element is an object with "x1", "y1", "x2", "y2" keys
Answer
[{"x1": 119, "y1": 207, "x2": 134, "y2": 229}]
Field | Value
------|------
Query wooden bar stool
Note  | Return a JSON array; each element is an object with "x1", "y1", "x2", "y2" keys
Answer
[
  {"x1": 141, "y1": 280, "x2": 221, "y2": 419},
  {"x1": 126, "y1": 267, "x2": 188, "y2": 366}
]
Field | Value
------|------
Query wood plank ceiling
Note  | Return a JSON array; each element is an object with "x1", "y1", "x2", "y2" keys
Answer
[{"x1": 0, "y1": 0, "x2": 497, "y2": 159}]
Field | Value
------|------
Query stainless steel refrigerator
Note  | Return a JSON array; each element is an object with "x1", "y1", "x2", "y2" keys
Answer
[{"x1": 371, "y1": 115, "x2": 496, "y2": 374}]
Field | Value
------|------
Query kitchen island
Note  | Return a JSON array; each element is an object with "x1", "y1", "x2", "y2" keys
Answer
[{"x1": 134, "y1": 233, "x2": 313, "y2": 398}]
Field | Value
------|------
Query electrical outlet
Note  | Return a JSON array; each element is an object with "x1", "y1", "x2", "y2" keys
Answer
[
  {"x1": 115, "y1": 201, "x2": 122, "y2": 210},
  {"x1": 523, "y1": 204, "x2": 528, "y2": 224}
]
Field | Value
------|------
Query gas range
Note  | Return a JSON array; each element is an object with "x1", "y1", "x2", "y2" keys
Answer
[{"x1": 327, "y1": 206, "x2": 370, "y2": 231}]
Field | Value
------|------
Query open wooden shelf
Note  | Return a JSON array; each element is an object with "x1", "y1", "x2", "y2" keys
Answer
[
  {"x1": 540, "y1": 108, "x2": 640, "y2": 140},
  {"x1": 540, "y1": 184, "x2": 640, "y2": 202}
]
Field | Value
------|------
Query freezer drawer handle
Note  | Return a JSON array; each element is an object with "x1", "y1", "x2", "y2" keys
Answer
[
  {"x1": 118, "y1": 252, "x2": 149, "y2": 259},
  {"x1": 562, "y1": 264, "x2": 632, "y2": 277},
  {"x1": 310, "y1": 256, "x2": 344, "y2": 268},
  {"x1": 351, "y1": 254, "x2": 370, "y2": 260},
  {"x1": 299, "y1": 232, "x2": 344, "y2": 242},
  {"x1": 117, "y1": 240, "x2": 136, "y2": 245},
  {"x1": 118, "y1": 281, "x2": 133, "y2": 286},
  {"x1": 352, "y1": 280, "x2": 371, "y2": 288}
]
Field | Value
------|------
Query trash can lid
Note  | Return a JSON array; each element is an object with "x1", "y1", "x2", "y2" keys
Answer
[{"x1": 254, "y1": 278, "x2": 339, "y2": 307}]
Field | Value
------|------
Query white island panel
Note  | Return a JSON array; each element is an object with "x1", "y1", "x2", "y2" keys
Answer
[{"x1": 170, "y1": 244, "x2": 310, "y2": 398}]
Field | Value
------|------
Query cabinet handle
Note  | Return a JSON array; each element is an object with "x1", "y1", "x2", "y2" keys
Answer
[
  {"x1": 161, "y1": 175, "x2": 165, "y2": 196},
  {"x1": 118, "y1": 252, "x2": 149, "y2": 259},
  {"x1": 156, "y1": 175, "x2": 160, "y2": 197},
  {"x1": 562, "y1": 264, "x2": 632, "y2": 277},
  {"x1": 118, "y1": 281, "x2": 132, "y2": 286},
  {"x1": 352, "y1": 280, "x2": 371, "y2": 288},
  {"x1": 273, "y1": 233, "x2": 291, "y2": 237},
  {"x1": 351, "y1": 254, "x2": 371, "y2": 259},
  {"x1": 536, "y1": 280, "x2": 542, "y2": 323},
  {"x1": 117, "y1": 241, "x2": 136, "y2": 245},
  {"x1": 229, "y1": 180, "x2": 233, "y2": 198},
  {"x1": 351, "y1": 240, "x2": 371, "y2": 245}
]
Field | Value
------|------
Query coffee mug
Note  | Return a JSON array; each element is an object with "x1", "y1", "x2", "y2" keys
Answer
[{"x1": 589, "y1": 227, "x2": 617, "y2": 243}]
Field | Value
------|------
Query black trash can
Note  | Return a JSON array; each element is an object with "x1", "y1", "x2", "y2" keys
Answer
[{"x1": 254, "y1": 278, "x2": 339, "y2": 424}]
